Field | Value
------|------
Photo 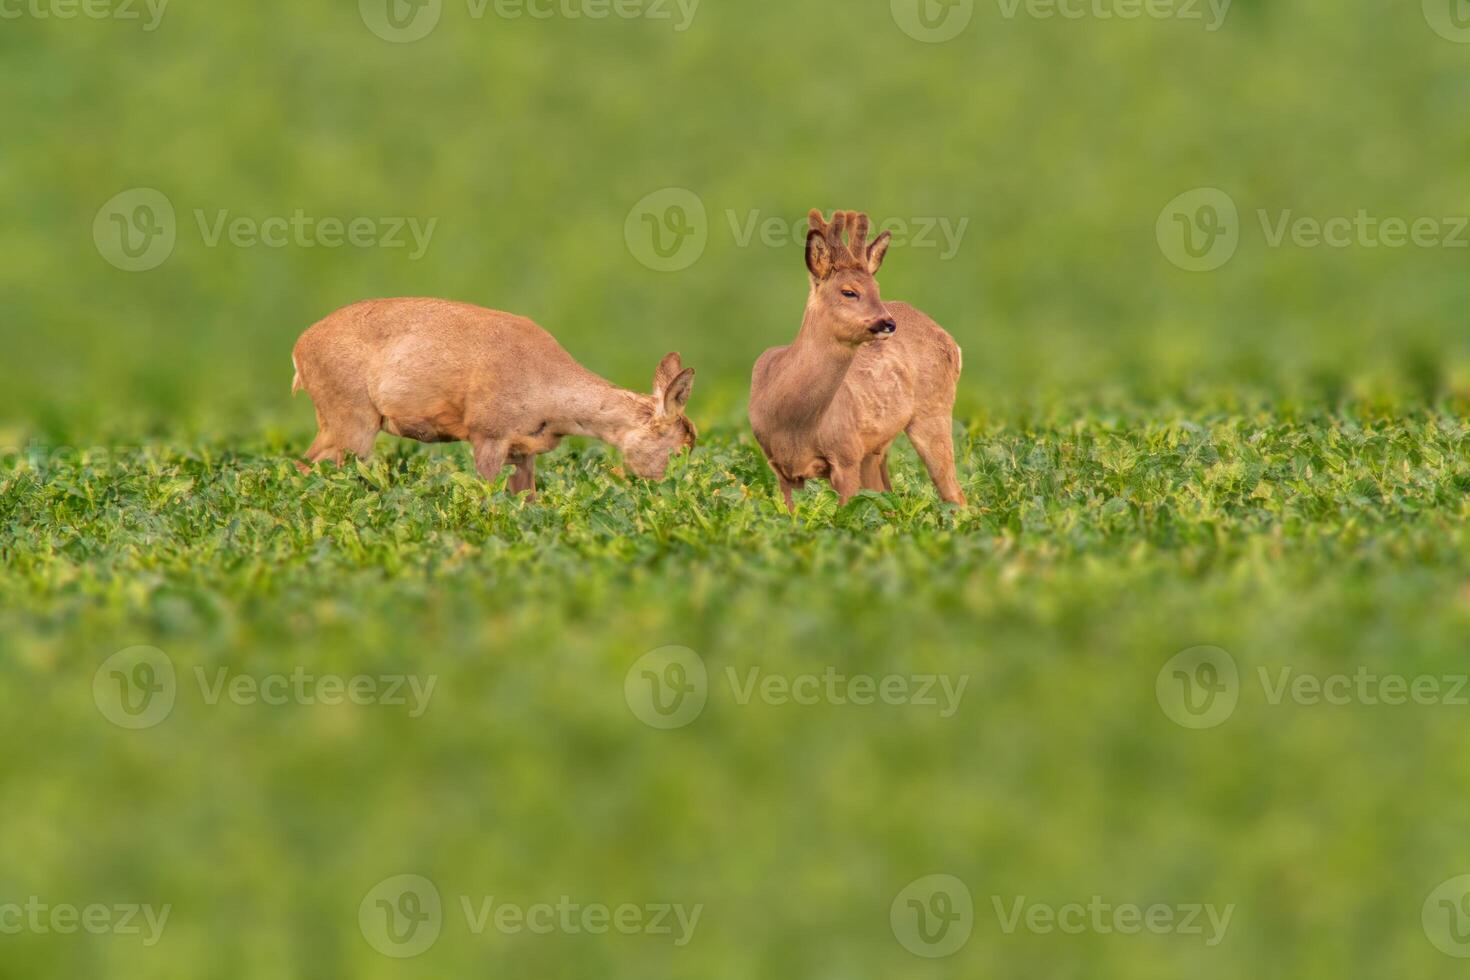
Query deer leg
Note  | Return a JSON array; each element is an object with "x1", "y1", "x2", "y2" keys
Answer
[
  {"x1": 906, "y1": 416, "x2": 967, "y2": 506},
  {"x1": 340, "y1": 415, "x2": 381, "y2": 461},
  {"x1": 507, "y1": 453, "x2": 537, "y2": 497},
  {"x1": 298, "y1": 430, "x2": 335, "y2": 472},
  {"x1": 470, "y1": 436, "x2": 510, "y2": 485},
  {"x1": 778, "y1": 476, "x2": 797, "y2": 513},
  {"x1": 301, "y1": 404, "x2": 380, "y2": 471},
  {"x1": 860, "y1": 447, "x2": 895, "y2": 492},
  {"x1": 296, "y1": 408, "x2": 338, "y2": 472},
  {"x1": 829, "y1": 463, "x2": 863, "y2": 505}
]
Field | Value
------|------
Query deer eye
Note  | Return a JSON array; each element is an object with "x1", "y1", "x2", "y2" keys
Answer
[{"x1": 841, "y1": 288, "x2": 859, "y2": 299}]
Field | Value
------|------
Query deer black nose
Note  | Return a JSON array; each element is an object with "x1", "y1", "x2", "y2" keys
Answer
[{"x1": 870, "y1": 319, "x2": 897, "y2": 336}]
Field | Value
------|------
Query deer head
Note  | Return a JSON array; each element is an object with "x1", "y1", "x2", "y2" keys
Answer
[
  {"x1": 804, "y1": 209, "x2": 896, "y2": 345},
  {"x1": 620, "y1": 352, "x2": 697, "y2": 479}
]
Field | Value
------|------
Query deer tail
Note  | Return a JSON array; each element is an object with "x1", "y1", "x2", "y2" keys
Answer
[{"x1": 291, "y1": 356, "x2": 303, "y2": 395}]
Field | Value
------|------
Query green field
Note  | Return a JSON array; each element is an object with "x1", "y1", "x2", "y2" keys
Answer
[{"x1": 6, "y1": 0, "x2": 1470, "y2": 977}]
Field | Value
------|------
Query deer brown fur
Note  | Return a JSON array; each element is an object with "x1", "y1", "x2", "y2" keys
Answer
[
  {"x1": 748, "y1": 209, "x2": 966, "y2": 512},
  {"x1": 291, "y1": 298, "x2": 695, "y2": 495}
]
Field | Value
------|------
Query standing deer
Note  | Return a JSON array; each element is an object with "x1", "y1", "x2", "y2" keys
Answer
[
  {"x1": 291, "y1": 298, "x2": 696, "y2": 496},
  {"x1": 748, "y1": 209, "x2": 966, "y2": 512}
]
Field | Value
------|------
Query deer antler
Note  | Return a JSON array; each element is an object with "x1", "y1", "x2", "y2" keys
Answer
[
  {"x1": 846, "y1": 211, "x2": 870, "y2": 255},
  {"x1": 808, "y1": 209, "x2": 876, "y2": 271}
]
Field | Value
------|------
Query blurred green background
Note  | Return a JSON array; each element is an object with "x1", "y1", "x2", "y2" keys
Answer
[{"x1": 5, "y1": 1, "x2": 1470, "y2": 977}]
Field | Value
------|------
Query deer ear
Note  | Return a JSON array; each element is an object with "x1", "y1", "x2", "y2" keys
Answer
[
  {"x1": 806, "y1": 230, "x2": 833, "y2": 281},
  {"x1": 867, "y1": 230, "x2": 892, "y2": 275},
  {"x1": 659, "y1": 367, "x2": 695, "y2": 417},
  {"x1": 653, "y1": 352, "x2": 683, "y2": 398}
]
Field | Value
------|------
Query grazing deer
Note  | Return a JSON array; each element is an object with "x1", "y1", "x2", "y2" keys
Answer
[
  {"x1": 748, "y1": 210, "x2": 966, "y2": 512},
  {"x1": 291, "y1": 298, "x2": 696, "y2": 495}
]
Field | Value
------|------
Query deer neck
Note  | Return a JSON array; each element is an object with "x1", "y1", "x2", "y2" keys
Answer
[
  {"x1": 758, "y1": 306, "x2": 860, "y2": 432},
  {"x1": 551, "y1": 376, "x2": 648, "y2": 449}
]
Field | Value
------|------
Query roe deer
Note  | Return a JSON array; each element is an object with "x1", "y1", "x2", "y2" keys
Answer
[
  {"x1": 748, "y1": 210, "x2": 966, "y2": 512},
  {"x1": 291, "y1": 298, "x2": 696, "y2": 495}
]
